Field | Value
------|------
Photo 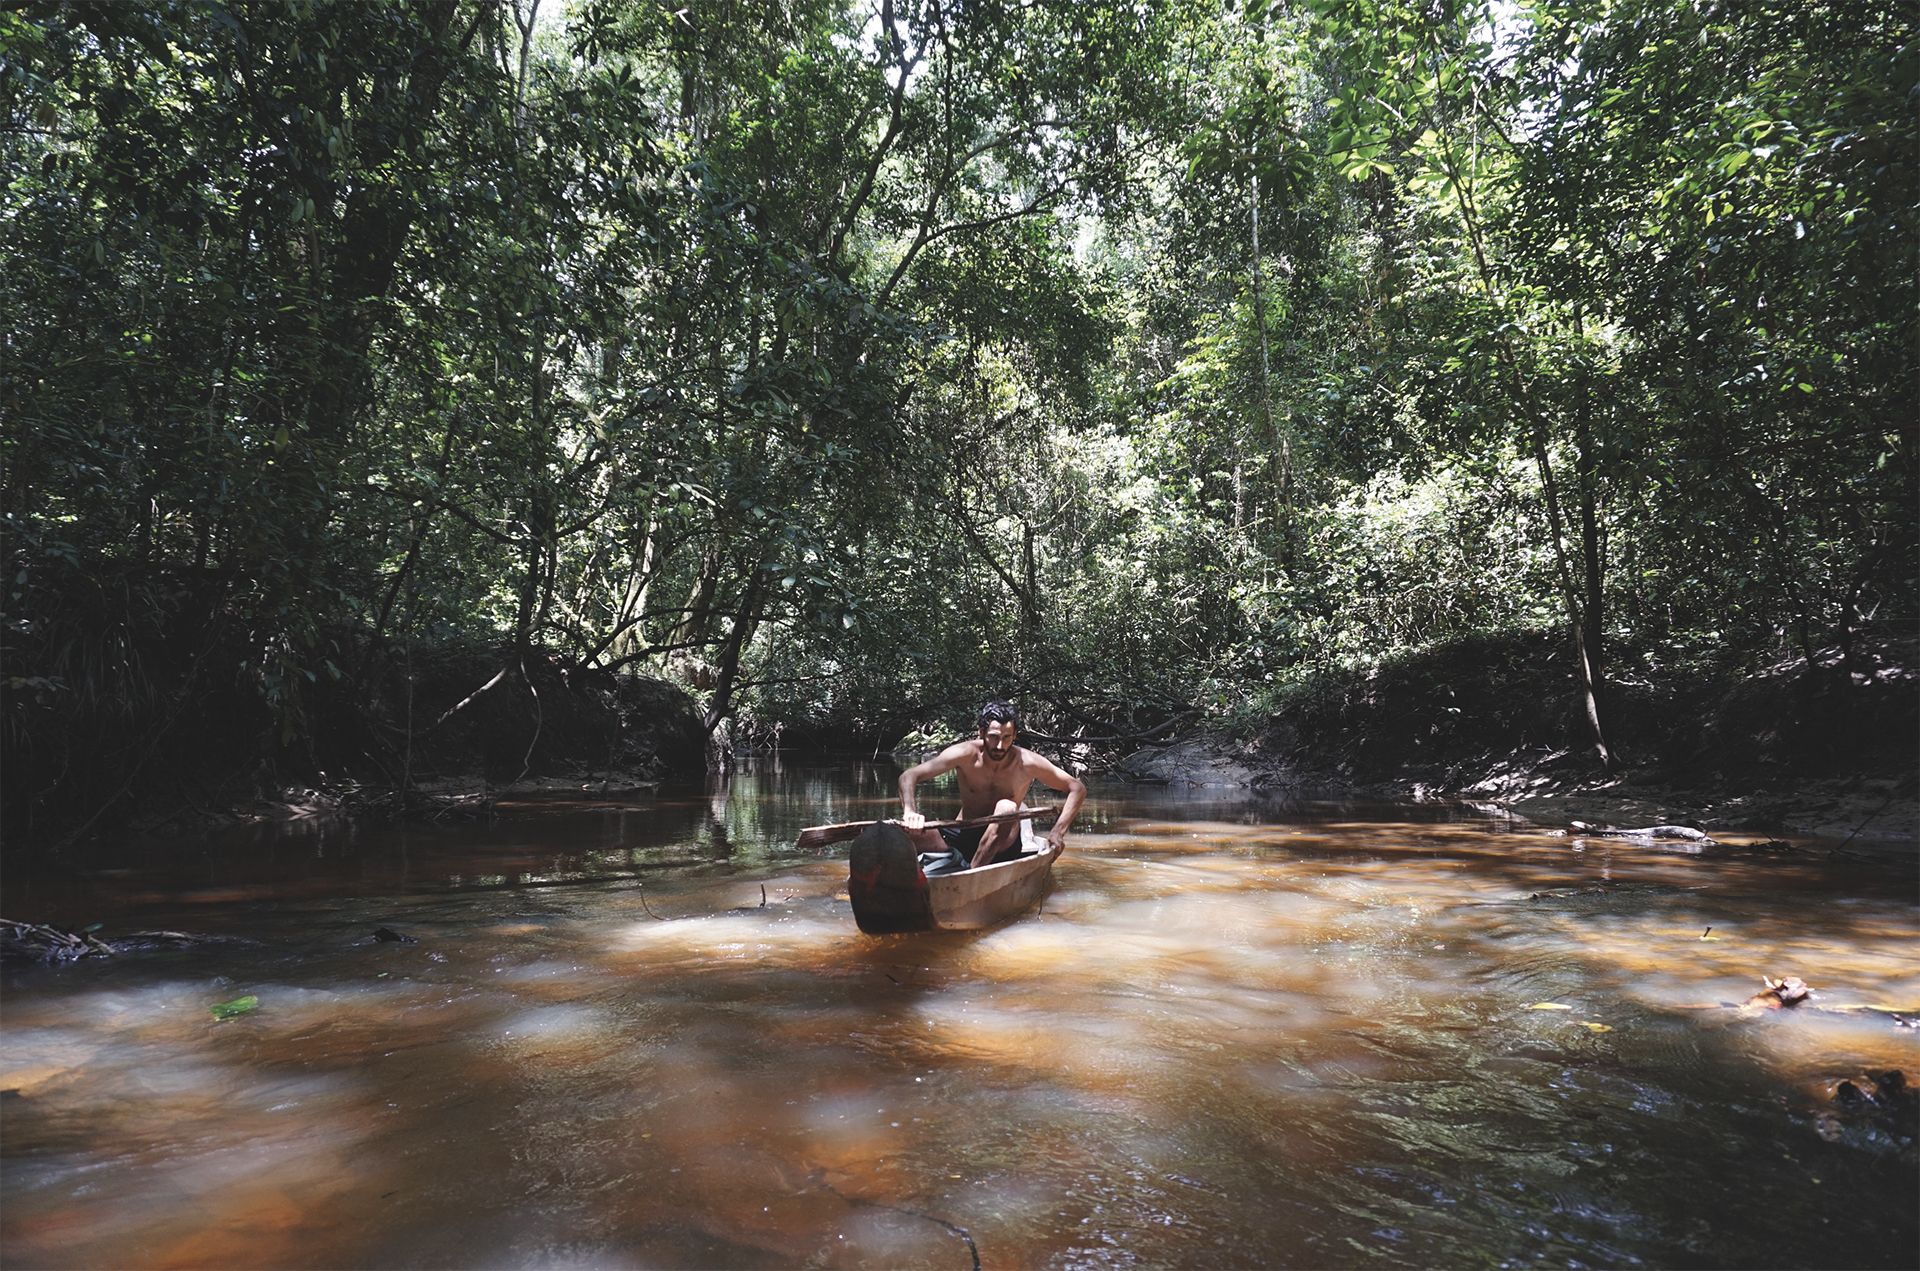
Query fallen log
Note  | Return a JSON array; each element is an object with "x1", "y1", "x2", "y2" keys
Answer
[{"x1": 1569, "y1": 820, "x2": 1717, "y2": 844}]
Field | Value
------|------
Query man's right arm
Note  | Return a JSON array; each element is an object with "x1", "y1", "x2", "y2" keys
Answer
[{"x1": 898, "y1": 744, "x2": 968, "y2": 828}]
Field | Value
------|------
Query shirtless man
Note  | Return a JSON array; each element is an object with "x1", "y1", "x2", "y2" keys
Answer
[{"x1": 897, "y1": 700, "x2": 1087, "y2": 870}]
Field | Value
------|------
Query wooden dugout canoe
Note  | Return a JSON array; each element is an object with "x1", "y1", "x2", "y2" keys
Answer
[{"x1": 847, "y1": 820, "x2": 1057, "y2": 935}]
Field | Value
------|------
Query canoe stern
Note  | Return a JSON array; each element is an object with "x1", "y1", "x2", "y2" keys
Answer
[{"x1": 847, "y1": 822, "x2": 937, "y2": 934}]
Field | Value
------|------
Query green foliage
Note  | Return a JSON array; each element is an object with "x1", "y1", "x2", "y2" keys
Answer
[
  {"x1": 209, "y1": 995, "x2": 259, "y2": 1021},
  {"x1": 2, "y1": 0, "x2": 1910, "y2": 824}
]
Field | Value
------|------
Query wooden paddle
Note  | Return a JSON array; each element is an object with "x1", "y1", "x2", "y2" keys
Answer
[{"x1": 796, "y1": 804, "x2": 1058, "y2": 850}]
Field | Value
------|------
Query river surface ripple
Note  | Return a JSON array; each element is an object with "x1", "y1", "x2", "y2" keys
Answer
[{"x1": 3, "y1": 761, "x2": 1916, "y2": 1269}]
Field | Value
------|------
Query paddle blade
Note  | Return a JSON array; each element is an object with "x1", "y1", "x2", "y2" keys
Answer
[{"x1": 796, "y1": 822, "x2": 870, "y2": 850}]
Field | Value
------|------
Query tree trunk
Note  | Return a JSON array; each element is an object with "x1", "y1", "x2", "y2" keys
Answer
[
  {"x1": 303, "y1": 0, "x2": 484, "y2": 448},
  {"x1": 608, "y1": 502, "x2": 658, "y2": 662},
  {"x1": 1248, "y1": 168, "x2": 1290, "y2": 562},
  {"x1": 1527, "y1": 420, "x2": 1614, "y2": 771},
  {"x1": 1021, "y1": 520, "x2": 1041, "y2": 650},
  {"x1": 674, "y1": 547, "x2": 723, "y2": 650},
  {"x1": 1571, "y1": 330, "x2": 1609, "y2": 756},
  {"x1": 1427, "y1": 105, "x2": 1615, "y2": 771},
  {"x1": 702, "y1": 562, "x2": 769, "y2": 753}
]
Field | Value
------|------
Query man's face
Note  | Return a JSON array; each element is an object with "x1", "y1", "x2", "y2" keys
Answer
[{"x1": 979, "y1": 720, "x2": 1017, "y2": 763}]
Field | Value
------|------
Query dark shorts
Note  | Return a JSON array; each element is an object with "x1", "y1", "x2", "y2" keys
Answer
[{"x1": 938, "y1": 823, "x2": 988, "y2": 863}]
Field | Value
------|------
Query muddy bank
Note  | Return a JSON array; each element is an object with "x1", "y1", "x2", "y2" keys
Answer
[
  {"x1": 1121, "y1": 734, "x2": 1914, "y2": 843},
  {"x1": 6, "y1": 646, "x2": 709, "y2": 846},
  {"x1": 1114, "y1": 631, "x2": 1919, "y2": 845}
]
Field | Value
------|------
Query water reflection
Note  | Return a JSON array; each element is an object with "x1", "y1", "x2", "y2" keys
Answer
[{"x1": 2, "y1": 764, "x2": 1915, "y2": 1268}]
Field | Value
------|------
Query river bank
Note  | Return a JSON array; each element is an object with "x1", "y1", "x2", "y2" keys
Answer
[
  {"x1": 3, "y1": 647, "x2": 713, "y2": 848},
  {"x1": 12, "y1": 631, "x2": 1914, "y2": 852},
  {"x1": 1119, "y1": 729, "x2": 1914, "y2": 844},
  {"x1": 1116, "y1": 631, "x2": 1919, "y2": 845}
]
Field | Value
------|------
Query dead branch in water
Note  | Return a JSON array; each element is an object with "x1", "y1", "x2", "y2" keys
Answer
[{"x1": 2, "y1": 919, "x2": 242, "y2": 964}]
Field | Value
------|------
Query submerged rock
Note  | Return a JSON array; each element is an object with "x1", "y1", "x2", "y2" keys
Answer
[{"x1": 1820, "y1": 1069, "x2": 1918, "y2": 1149}]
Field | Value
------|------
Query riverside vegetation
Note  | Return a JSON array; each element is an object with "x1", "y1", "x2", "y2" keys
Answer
[{"x1": 3, "y1": 0, "x2": 1913, "y2": 843}]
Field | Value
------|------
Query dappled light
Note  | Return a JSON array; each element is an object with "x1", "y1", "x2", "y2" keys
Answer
[
  {"x1": 6, "y1": 775, "x2": 1912, "y2": 1267},
  {"x1": 5, "y1": 0, "x2": 1910, "y2": 1260}
]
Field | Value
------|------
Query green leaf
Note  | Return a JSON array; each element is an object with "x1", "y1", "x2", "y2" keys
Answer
[{"x1": 210, "y1": 995, "x2": 259, "y2": 1021}]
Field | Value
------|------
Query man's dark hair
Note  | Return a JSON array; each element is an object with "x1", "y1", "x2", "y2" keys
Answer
[{"x1": 977, "y1": 700, "x2": 1020, "y2": 731}]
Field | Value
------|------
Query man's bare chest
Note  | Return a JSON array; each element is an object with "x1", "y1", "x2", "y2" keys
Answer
[{"x1": 955, "y1": 756, "x2": 1033, "y2": 803}]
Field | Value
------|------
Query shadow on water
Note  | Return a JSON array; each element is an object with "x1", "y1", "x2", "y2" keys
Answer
[
  {"x1": 1, "y1": 759, "x2": 910, "y2": 924},
  {"x1": 3, "y1": 759, "x2": 1916, "y2": 1268}
]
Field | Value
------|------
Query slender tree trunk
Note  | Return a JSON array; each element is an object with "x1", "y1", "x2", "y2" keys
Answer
[
  {"x1": 1578, "y1": 479, "x2": 1606, "y2": 698},
  {"x1": 1021, "y1": 520, "x2": 1040, "y2": 650},
  {"x1": 1230, "y1": 451, "x2": 1245, "y2": 540},
  {"x1": 609, "y1": 502, "x2": 658, "y2": 662},
  {"x1": 1571, "y1": 334, "x2": 1610, "y2": 763},
  {"x1": 360, "y1": 413, "x2": 460, "y2": 687},
  {"x1": 1428, "y1": 103, "x2": 1614, "y2": 769},
  {"x1": 674, "y1": 547, "x2": 723, "y2": 650},
  {"x1": 1248, "y1": 169, "x2": 1290, "y2": 561},
  {"x1": 512, "y1": 0, "x2": 538, "y2": 129},
  {"x1": 1526, "y1": 418, "x2": 1613, "y2": 770},
  {"x1": 702, "y1": 558, "x2": 770, "y2": 766}
]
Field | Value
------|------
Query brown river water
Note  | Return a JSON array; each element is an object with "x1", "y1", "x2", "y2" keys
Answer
[{"x1": 3, "y1": 760, "x2": 1916, "y2": 1269}]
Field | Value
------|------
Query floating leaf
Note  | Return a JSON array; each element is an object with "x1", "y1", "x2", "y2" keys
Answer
[
  {"x1": 1527, "y1": 1002, "x2": 1574, "y2": 1011},
  {"x1": 1579, "y1": 1021, "x2": 1613, "y2": 1033},
  {"x1": 210, "y1": 995, "x2": 258, "y2": 1021}
]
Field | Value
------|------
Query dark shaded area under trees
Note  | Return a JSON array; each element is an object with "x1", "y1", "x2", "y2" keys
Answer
[{"x1": 2, "y1": 0, "x2": 1913, "y2": 844}]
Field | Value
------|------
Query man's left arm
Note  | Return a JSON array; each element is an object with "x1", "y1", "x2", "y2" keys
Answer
[{"x1": 1028, "y1": 754, "x2": 1087, "y2": 851}]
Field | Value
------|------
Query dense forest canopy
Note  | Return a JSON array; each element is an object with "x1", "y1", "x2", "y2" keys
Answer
[{"x1": 3, "y1": 0, "x2": 1913, "y2": 824}]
